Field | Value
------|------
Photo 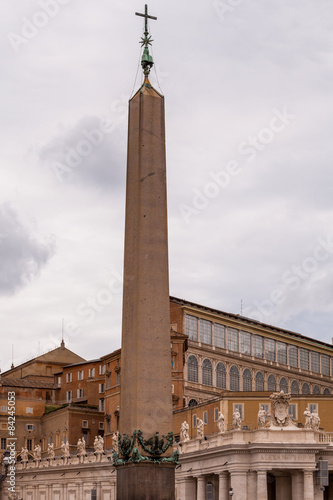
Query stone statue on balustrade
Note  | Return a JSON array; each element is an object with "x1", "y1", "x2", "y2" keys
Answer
[
  {"x1": 112, "y1": 432, "x2": 119, "y2": 453},
  {"x1": 94, "y1": 435, "x2": 104, "y2": 455},
  {"x1": 304, "y1": 406, "x2": 320, "y2": 431},
  {"x1": 196, "y1": 418, "x2": 204, "y2": 439},
  {"x1": 21, "y1": 447, "x2": 29, "y2": 462},
  {"x1": 269, "y1": 391, "x2": 296, "y2": 429},
  {"x1": 217, "y1": 412, "x2": 225, "y2": 433},
  {"x1": 232, "y1": 408, "x2": 242, "y2": 430},
  {"x1": 47, "y1": 442, "x2": 55, "y2": 459},
  {"x1": 33, "y1": 444, "x2": 41, "y2": 461},
  {"x1": 257, "y1": 406, "x2": 267, "y2": 428},
  {"x1": 61, "y1": 441, "x2": 70, "y2": 459},
  {"x1": 304, "y1": 407, "x2": 312, "y2": 429},
  {"x1": 180, "y1": 421, "x2": 190, "y2": 442},
  {"x1": 311, "y1": 411, "x2": 320, "y2": 431}
]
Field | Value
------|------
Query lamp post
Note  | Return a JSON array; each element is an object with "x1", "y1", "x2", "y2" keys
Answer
[
  {"x1": 0, "y1": 450, "x2": 10, "y2": 482},
  {"x1": 229, "y1": 487, "x2": 234, "y2": 498}
]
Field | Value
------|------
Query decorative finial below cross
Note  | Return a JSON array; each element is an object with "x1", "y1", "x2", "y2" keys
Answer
[{"x1": 135, "y1": 4, "x2": 157, "y2": 77}]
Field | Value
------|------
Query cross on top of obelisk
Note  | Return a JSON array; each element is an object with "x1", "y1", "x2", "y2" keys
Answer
[{"x1": 135, "y1": 4, "x2": 157, "y2": 76}]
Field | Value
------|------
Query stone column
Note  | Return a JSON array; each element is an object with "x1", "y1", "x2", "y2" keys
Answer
[
  {"x1": 247, "y1": 471, "x2": 257, "y2": 499},
  {"x1": 230, "y1": 471, "x2": 247, "y2": 500},
  {"x1": 303, "y1": 471, "x2": 314, "y2": 500},
  {"x1": 257, "y1": 470, "x2": 268, "y2": 500},
  {"x1": 197, "y1": 476, "x2": 206, "y2": 500},
  {"x1": 218, "y1": 471, "x2": 229, "y2": 500},
  {"x1": 291, "y1": 471, "x2": 303, "y2": 500}
]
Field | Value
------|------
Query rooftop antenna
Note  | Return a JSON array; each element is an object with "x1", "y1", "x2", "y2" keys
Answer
[
  {"x1": 11, "y1": 344, "x2": 14, "y2": 369},
  {"x1": 240, "y1": 299, "x2": 243, "y2": 316}
]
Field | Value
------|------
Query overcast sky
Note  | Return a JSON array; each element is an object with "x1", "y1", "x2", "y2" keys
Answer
[{"x1": 1, "y1": 0, "x2": 333, "y2": 371}]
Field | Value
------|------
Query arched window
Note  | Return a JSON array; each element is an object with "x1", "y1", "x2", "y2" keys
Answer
[
  {"x1": 188, "y1": 399, "x2": 198, "y2": 407},
  {"x1": 291, "y1": 380, "x2": 299, "y2": 395},
  {"x1": 255, "y1": 372, "x2": 264, "y2": 391},
  {"x1": 280, "y1": 377, "x2": 288, "y2": 393},
  {"x1": 187, "y1": 355, "x2": 198, "y2": 383},
  {"x1": 267, "y1": 374, "x2": 276, "y2": 392},
  {"x1": 202, "y1": 359, "x2": 213, "y2": 386},
  {"x1": 313, "y1": 385, "x2": 320, "y2": 394},
  {"x1": 230, "y1": 365, "x2": 239, "y2": 391},
  {"x1": 216, "y1": 362, "x2": 226, "y2": 389},
  {"x1": 323, "y1": 388, "x2": 330, "y2": 395},
  {"x1": 243, "y1": 369, "x2": 252, "y2": 391},
  {"x1": 302, "y1": 383, "x2": 310, "y2": 395}
]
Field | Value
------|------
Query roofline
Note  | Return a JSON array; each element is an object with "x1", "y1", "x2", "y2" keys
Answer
[{"x1": 170, "y1": 296, "x2": 333, "y2": 351}]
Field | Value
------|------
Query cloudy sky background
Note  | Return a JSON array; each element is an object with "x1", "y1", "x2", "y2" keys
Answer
[{"x1": 1, "y1": 0, "x2": 333, "y2": 371}]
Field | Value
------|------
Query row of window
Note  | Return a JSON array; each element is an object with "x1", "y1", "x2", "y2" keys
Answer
[
  {"x1": 64, "y1": 366, "x2": 105, "y2": 384},
  {"x1": 1, "y1": 405, "x2": 33, "y2": 414},
  {"x1": 185, "y1": 315, "x2": 333, "y2": 376},
  {"x1": 187, "y1": 356, "x2": 331, "y2": 395}
]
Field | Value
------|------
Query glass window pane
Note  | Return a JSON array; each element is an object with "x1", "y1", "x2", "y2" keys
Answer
[
  {"x1": 188, "y1": 355, "x2": 198, "y2": 382},
  {"x1": 300, "y1": 349, "x2": 309, "y2": 370},
  {"x1": 240, "y1": 331, "x2": 251, "y2": 355},
  {"x1": 289, "y1": 346, "x2": 298, "y2": 368},
  {"x1": 302, "y1": 383, "x2": 310, "y2": 394},
  {"x1": 291, "y1": 380, "x2": 299, "y2": 394},
  {"x1": 243, "y1": 369, "x2": 252, "y2": 391},
  {"x1": 214, "y1": 324, "x2": 225, "y2": 349},
  {"x1": 255, "y1": 372, "x2": 264, "y2": 391},
  {"x1": 185, "y1": 315, "x2": 198, "y2": 341},
  {"x1": 265, "y1": 338, "x2": 276, "y2": 361},
  {"x1": 202, "y1": 359, "x2": 212, "y2": 386},
  {"x1": 321, "y1": 355, "x2": 330, "y2": 376},
  {"x1": 253, "y1": 335, "x2": 263, "y2": 359},
  {"x1": 311, "y1": 352, "x2": 320, "y2": 373},
  {"x1": 216, "y1": 362, "x2": 226, "y2": 389},
  {"x1": 277, "y1": 342, "x2": 287, "y2": 364},
  {"x1": 267, "y1": 374, "x2": 276, "y2": 392},
  {"x1": 227, "y1": 328, "x2": 239, "y2": 352},
  {"x1": 280, "y1": 377, "x2": 288, "y2": 392},
  {"x1": 230, "y1": 365, "x2": 239, "y2": 391},
  {"x1": 200, "y1": 319, "x2": 212, "y2": 345}
]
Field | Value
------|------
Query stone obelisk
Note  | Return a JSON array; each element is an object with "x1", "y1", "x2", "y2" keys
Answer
[{"x1": 116, "y1": 5, "x2": 176, "y2": 499}]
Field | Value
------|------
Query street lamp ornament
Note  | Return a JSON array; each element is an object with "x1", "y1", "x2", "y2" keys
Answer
[
  {"x1": 229, "y1": 487, "x2": 234, "y2": 497},
  {"x1": 135, "y1": 4, "x2": 157, "y2": 76}
]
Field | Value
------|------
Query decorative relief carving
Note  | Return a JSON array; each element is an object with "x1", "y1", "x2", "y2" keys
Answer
[{"x1": 269, "y1": 391, "x2": 296, "y2": 428}]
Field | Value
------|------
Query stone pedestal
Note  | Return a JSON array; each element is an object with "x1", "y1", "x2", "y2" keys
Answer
[{"x1": 117, "y1": 463, "x2": 175, "y2": 500}]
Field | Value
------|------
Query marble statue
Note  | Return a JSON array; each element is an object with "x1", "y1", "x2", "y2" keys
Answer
[
  {"x1": 77, "y1": 438, "x2": 86, "y2": 456},
  {"x1": 21, "y1": 447, "x2": 29, "y2": 462},
  {"x1": 311, "y1": 411, "x2": 320, "y2": 431},
  {"x1": 94, "y1": 435, "x2": 104, "y2": 454},
  {"x1": 217, "y1": 412, "x2": 225, "y2": 433},
  {"x1": 180, "y1": 421, "x2": 190, "y2": 442},
  {"x1": 196, "y1": 418, "x2": 204, "y2": 439},
  {"x1": 33, "y1": 444, "x2": 41, "y2": 461},
  {"x1": 47, "y1": 442, "x2": 55, "y2": 459},
  {"x1": 61, "y1": 441, "x2": 70, "y2": 458},
  {"x1": 232, "y1": 409, "x2": 242, "y2": 430},
  {"x1": 304, "y1": 407, "x2": 312, "y2": 429},
  {"x1": 257, "y1": 406, "x2": 267, "y2": 428},
  {"x1": 112, "y1": 432, "x2": 119, "y2": 453}
]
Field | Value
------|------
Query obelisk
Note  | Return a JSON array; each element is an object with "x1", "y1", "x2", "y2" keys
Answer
[{"x1": 116, "y1": 5, "x2": 176, "y2": 500}]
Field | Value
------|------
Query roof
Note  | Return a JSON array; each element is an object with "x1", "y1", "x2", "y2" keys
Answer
[
  {"x1": 0, "y1": 378, "x2": 57, "y2": 389},
  {"x1": 170, "y1": 296, "x2": 333, "y2": 351}
]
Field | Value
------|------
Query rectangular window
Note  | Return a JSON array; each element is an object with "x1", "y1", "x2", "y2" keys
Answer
[
  {"x1": 203, "y1": 411, "x2": 208, "y2": 424},
  {"x1": 1, "y1": 406, "x2": 7, "y2": 412},
  {"x1": 99, "y1": 383, "x2": 105, "y2": 393},
  {"x1": 25, "y1": 424, "x2": 35, "y2": 431},
  {"x1": 214, "y1": 324, "x2": 225, "y2": 348},
  {"x1": 233, "y1": 403, "x2": 243, "y2": 419},
  {"x1": 309, "y1": 403, "x2": 318, "y2": 414},
  {"x1": 288, "y1": 404, "x2": 297, "y2": 419},
  {"x1": 116, "y1": 372, "x2": 121, "y2": 385},
  {"x1": 300, "y1": 349, "x2": 309, "y2": 370},
  {"x1": 1, "y1": 438, "x2": 6, "y2": 450},
  {"x1": 227, "y1": 328, "x2": 239, "y2": 352},
  {"x1": 82, "y1": 420, "x2": 88, "y2": 428},
  {"x1": 193, "y1": 414, "x2": 197, "y2": 428},
  {"x1": 26, "y1": 439, "x2": 33, "y2": 451},
  {"x1": 106, "y1": 374, "x2": 111, "y2": 389},
  {"x1": 185, "y1": 315, "x2": 198, "y2": 341},
  {"x1": 99, "y1": 365, "x2": 106, "y2": 375},
  {"x1": 321, "y1": 355, "x2": 330, "y2": 376},
  {"x1": 0, "y1": 423, "x2": 8, "y2": 430},
  {"x1": 49, "y1": 436, "x2": 53, "y2": 445},
  {"x1": 265, "y1": 338, "x2": 276, "y2": 361},
  {"x1": 26, "y1": 407, "x2": 33, "y2": 414},
  {"x1": 66, "y1": 391, "x2": 72, "y2": 403},
  {"x1": 91, "y1": 488, "x2": 97, "y2": 500},
  {"x1": 57, "y1": 376, "x2": 61, "y2": 386},
  {"x1": 89, "y1": 368, "x2": 95, "y2": 378},
  {"x1": 77, "y1": 389, "x2": 84, "y2": 398},
  {"x1": 289, "y1": 345, "x2": 298, "y2": 368},
  {"x1": 107, "y1": 420, "x2": 111, "y2": 433},
  {"x1": 239, "y1": 331, "x2": 251, "y2": 355},
  {"x1": 66, "y1": 373, "x2": 72, "y2": 383},
  {"x1": 260, "y1": 403, "x2": 270, "y2": 414},
  {"x1": 253, "y1": 335, "x2": 263, "y2": 358},
  {"x1": 200, "y1": 319, "x2": 212, "y2": 344},
  {"x1": 277, "y1": 342, "x2": 287, "y2": 364},
  {"x1": 99, "y1": 422, "x2": 104, "y2": 430},
  {"x1": 311, "y1": 351, "x2": 320, "y2": 373},
  {"x1": 99, "y1": 399, "x2": 105, "y2": 412},
  {"x1": 78, "y1": 370, "x2": 84, "y2": 380},
  {"x1": 214, "y1": 408, "x2": 219, "y2": 422}
]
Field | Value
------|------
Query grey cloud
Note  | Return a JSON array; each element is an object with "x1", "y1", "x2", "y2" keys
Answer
[
  {"x1": 0, "y1": 204, "x2": 55, "y2": 295},
  {"x1": 39, "y1": 115, "x2": 126, "y2": 191}
]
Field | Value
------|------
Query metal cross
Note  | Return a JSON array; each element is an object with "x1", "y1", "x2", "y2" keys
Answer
[{"x1": 135, "y1": 4, "x2": 157, "y2": 35}]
